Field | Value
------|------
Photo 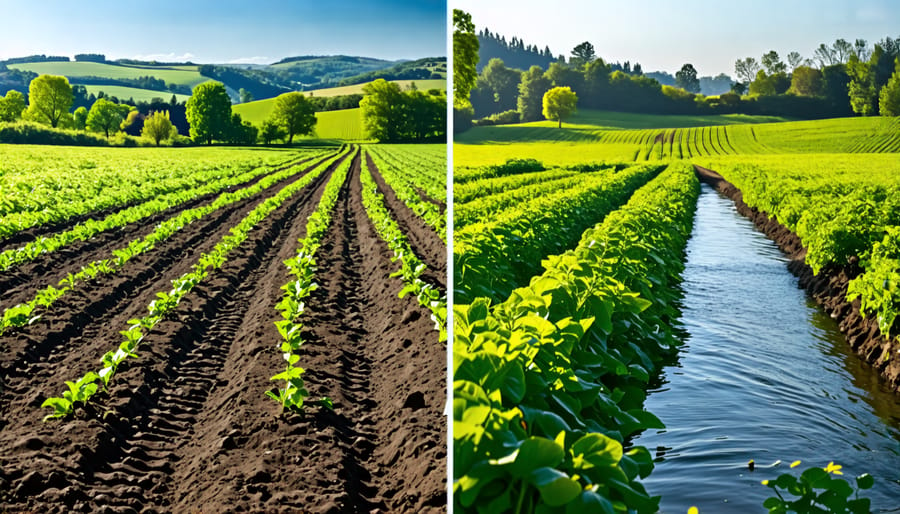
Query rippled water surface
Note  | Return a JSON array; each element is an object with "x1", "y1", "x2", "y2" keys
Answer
[{"x1": 633, "y1": 183, "x2": 900, "y2": 513}]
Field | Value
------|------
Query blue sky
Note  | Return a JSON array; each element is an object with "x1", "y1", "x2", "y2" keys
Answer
[
  {"x1": 454, "y1": 0, "x2": 900, "y2": 76},
  {"x1": 0, "y1": 0, "x2": 446, "y2": 63}
]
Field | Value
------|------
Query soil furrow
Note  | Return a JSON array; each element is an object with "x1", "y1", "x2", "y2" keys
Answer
[
  {"x1": 364, "y1": 151, "x2": 446, "y2": 287},
  {"x1": 0, "y1": 152, "x2": 346, "y2": 513},
  {"x1": 0, "y1": 155, "x2": 335, "y2": 427},
  {"x1": 0, "y1": 153, "x2": 328, "y2": 308}
]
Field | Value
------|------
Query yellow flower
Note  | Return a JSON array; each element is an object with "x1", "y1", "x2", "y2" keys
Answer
[
  {"x1": 790, "y1": 460, "x2": 801, "y2": 468},
  {"x1": 824, "y1": 461, "x2": 843, "y2": 475},
  {"x1": 761, "y1": 480, "x2": 769, "y2": 485},
  {"x1": 688, "y1": 507, "x2": 699, "y2": 514}
]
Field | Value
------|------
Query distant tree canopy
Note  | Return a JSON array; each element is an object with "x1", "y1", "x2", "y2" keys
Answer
[
  {"x1": 542, "y1": 86, "x2": 577, "y2": 127},
  {"x1": 360, "y1": 79, "x2": 445, "y2": 142},
  {"x1": 185, "y1": 81, "x2": 233, "y2": 144},
  {"x1": 269, "y1": 92, "x2": 316, "y2": 143},
  {"x1": 879, "y1": 58, "x2": 900, "y2": 116},
  {"x1": 25, "y1": 75, "x2": 73, "y2": 128},
  {"x1": 476, "y1": 28, "x2": 555, "y2": 73},
  {"x1": 74, "y1": 53, "x2": 106, "y2": 63}
]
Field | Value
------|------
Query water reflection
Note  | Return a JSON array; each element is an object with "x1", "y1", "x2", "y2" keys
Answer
[{"x1": 633, "y1": 183, "x2": 900, "y2": 513}]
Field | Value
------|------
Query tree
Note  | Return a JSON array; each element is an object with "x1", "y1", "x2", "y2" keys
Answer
[
  {"x1": 734, "y1": 57, "x2": 761, "y2": 86},
  {"x1": 0, "y1": 89, "x2": 26, "y2": 122},
  {"x1": 227, "y1": 112, "x2": 258, "y2": 144},
  {"x1": 403, "y1": 89, "x2": 445, "y2": 140},
  {"x1": 542, "y1": 86, "x2": 577, "y2": 128},
  {"x1": 453, "y1": 9, "x2": 479, "y2": 107},
  {"x1": 814, "y1": 44, "x2": 838, "y2": 68},
  {"x1": 749, "y1": 70, "x2": 776, "y2": 96},
  {"x1": 86, "y1": 98, "x2": 131, "y2": 139},
  {"x1": 854, "y1": 39, "x2": 871, "y2": 61},
  {"x1": 675, "y1": 63, "x2": 700, "y2": 93},
  {"x1": 518, "y1": 65, "x2": 551, "y2": 121},
  {"x1": 481, "y1": 58, "x2": 521, "y2": 112},
  {"x1": 25, "y1": 74, "x2": 73, "y2": 127},
  {"x1": 761, "y1": 51, "x2": 786, "y2": 75},
  {"x1": 878, "y1": 59, "x2": 900, "y2": 116},
  {"x1": 730, "y1": 82, "x2": 748, "y2": 95},
  {"x1": 789, "y1": 66, "x2": 824, "y2": 96},
  {"x1": 185, "y1": 81, "x2": 232, "y2": 144},
  {"x1": 270, "y1": 92, "x2": 316, "y2": 144},
  {"x1": 787, "y1": 51, "x2": 804, "y2": 71},
  {"x1": 72, "y1": 106, "x2": 88, "y2": 130},
  {"x1": 360, "y1": 78, "x2": 404, "y2": 141},
  {"x1": 847, "y1": 55, "x2": 877, "y2": 115},
  {"x1": 142, "y1": 110, "x2": 177, "y2": 146},
  {"x1": 570, "y1": 41, "x2": 596, "y2": 68},
  {"x1": 833, "y1": 38, "x2": 853, "y2": 63},
  {"x1": 120, "y1": 108, "x2": 140, "y2": 133},
  {"x1": 259, "y1": 118, "x2": 287, "y2": 144},
  {"x1": 238, "y1": 88, "x2": 253, "y2": 103}
]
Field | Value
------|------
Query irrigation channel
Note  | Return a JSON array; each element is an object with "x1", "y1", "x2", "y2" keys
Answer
[{"x1": 632, "y1": 182, "x2": 900, "y2": 513}]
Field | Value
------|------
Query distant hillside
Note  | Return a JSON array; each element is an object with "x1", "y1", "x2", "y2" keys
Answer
[{"x1": 0, "y1": 53, "x2": 446, "y2": 102}]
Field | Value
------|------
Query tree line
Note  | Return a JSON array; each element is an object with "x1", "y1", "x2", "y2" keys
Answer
[
  {"x1": 454, "y1": 11, "x2": 900, "y2": 128},
  {"x1": 0, "y1": 73, "x2": 445, "y2": 145}
]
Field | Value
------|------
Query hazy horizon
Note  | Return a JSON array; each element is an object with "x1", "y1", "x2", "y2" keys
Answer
[
  {"x1": 455, "y1": 0, "x2": 899, "y2": 77},
  {"x1": 0, "y1": 0, "x2": 446, "y2": 64}
]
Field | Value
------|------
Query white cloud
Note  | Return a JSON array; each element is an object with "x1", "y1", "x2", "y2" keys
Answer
[
  {"x1": 130, "y1": 52, "x2": 196, "y2": 62},
  {"x1": 225, "y1": 56, "x2": 271, "y2": 65}
]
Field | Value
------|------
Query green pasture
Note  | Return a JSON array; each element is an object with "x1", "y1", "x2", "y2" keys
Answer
[
  {"x1": 78, "y1": 85, "x2": 190, "y2": 103},
  {"x1": 9, "y1": 61, "x2": 207, "y2": 87}
]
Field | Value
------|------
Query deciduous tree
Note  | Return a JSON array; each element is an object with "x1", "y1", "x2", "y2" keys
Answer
[
  {"x1": 761, "y1": 51, "x2": 786, "y2": 75},
  {"x1": 675, "y1": 63, "x2": 700, "y2": 93},
  {"x1": 481, "y1": 58, "x2": 521, "y2": 112},
  {"x1": 72, "y1": 106, "x2": 88, "y2": 130},
  {"x1": 239, "y1": 88, "x2": 254, "y2": 103},
  {"x1": 789, "y1": 66, "x2": 824, "y2": 96},
  {"x1": 787, "y1": 51, "x2": 804, "y2": 71},
  {"x1": 734, "y1": 57, "x2": 761, "y2": 86},
  {"x1": 185, "y1": 81, "x2": 232, "y2": 144},
  {"x1": 142, "y1": 110, "x2": 177, "y2": 146},
  {"x1": 877, "y1": 58, "x2": 900, "y2": 116},
  {"x1": 517, "y1": 65, "x2": 551, "y2": 121},
  {"x1": 360, "y1": 78, "x2": 404, "y2": 141},
  {"x1": 86, "y1": 98, "x2": 131, "y2": 139},
  {"x1": 453, "y1": 9, "x2": 479, "y2": 107},
  {"x1": 259, "y1": 118, "x2": 286, "y2": 144},
  {"x1": 25, "y1": 75, "x2": 73, "y2": 127},
  {"x1": 271, "y1": 92, "x2": 316, "y2": 144},
  {"x1": 542, "y1": 86, "x2": 577, "y2": 128},
  {"x1": 847, "y1": 55, "x2": 877, "y2": 115},
  {"x1": 0, "y1": 90, "x2": 26, "y2": 122}
]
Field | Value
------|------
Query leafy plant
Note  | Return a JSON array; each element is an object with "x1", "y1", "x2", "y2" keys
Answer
[{"x1": 761, "y1": 460, "x2": 873, "y2": 513}]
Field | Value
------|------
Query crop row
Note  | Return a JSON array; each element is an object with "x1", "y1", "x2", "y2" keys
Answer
[
  {"x1": 454, "y1": 161, "x2": 700, "y2": 513},
  {"x1": 366, "y1": 145, "x2": 446, "y2": 242},
  {"x1": 360, "y1": 149, "x2": 447, "y2": 340},
  {"x1": 454, "y1": 168, "x2": 579, "y2": 205},
  {"x1": 0, "y1": 150, "x2": 326, "y2": 271},
  {"x1": 268, "y1": 150, "x2": 354, "y2": 412},
  {"x1": 697, "y1": 154, "x2": 900, "y2": 342},
  {"x1": 0, "y1": 146, "x2": 300, "y2": 240},
  {"x1": 454, "y1": 163, "x2": 664, "y2": 304},
  {"x1": 0, "y1": 151, "x2": 344, "y2": 335},
  {"x1": 367, "y1": 144, "x2": 446, "y2": 202},
  {"x1": 41, "y1": 147, "x2": 351, "y2": 419}
]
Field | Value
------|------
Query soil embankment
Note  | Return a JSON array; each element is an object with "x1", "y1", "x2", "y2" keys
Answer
[{"x1": 693, "y1": 165, "x2": 900, "y2": 391}]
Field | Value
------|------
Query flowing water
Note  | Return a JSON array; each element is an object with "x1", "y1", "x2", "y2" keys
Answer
[{"x1": 633, "y1": 183, "x2": 900, "y2": 513}]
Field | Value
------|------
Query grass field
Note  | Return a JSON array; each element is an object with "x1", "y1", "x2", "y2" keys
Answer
[
  {"x1": 78, "y1": 84, "x2": 191, "y2": 103},
  {"x1": 455, "y1": 110, "x2": 900, "y2": 167},
  {"x1": 302, "y1": 79, "x2": 445, "y2": 97},
  {"x1": 234, "y1": 104, "x2": 367, "y2": 141},
  {"x1": 9, "y1": 61, "x2": 207, "y2": 87}
]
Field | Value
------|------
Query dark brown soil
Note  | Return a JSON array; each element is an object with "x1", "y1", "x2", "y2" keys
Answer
[
  {"x1": 694, "y1": 165, "x2": 900, "y2": 392},
  {"x1": 364, "y1": 152, "x2": 446, "y2": 288},
  {"x1": 0, "y1": 148, "x2": 446, "y2": 513},
  {"x1": 0, "y1": 153, "x2": 323, "y2": 305}
]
